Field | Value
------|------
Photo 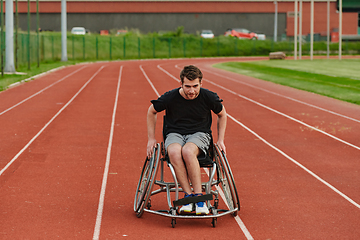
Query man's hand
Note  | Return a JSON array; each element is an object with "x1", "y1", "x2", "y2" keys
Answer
[
  {"x1": 216, "y1": 140, "x2": 226, "y2": 154},
  {"x1": 147, "y1": 105, "x2": 158, "y2": 158},
  {"x1": 216, "y1": 106, "x2": 227, "y2": 154},
  {"x1": 147, "y1": 138, "x2": 157, "y2": 158}
]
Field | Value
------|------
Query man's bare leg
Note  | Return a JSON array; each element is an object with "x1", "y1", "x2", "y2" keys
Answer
[
  {"x1": 167, "y1": 143, "x2": 192, "y2": 194},
  {"x1": 182, "y1": 142, "x2": 209, "y2": 215},
  {"x1": 181, "y1": 142, "x2": 202, "y2": 194}
]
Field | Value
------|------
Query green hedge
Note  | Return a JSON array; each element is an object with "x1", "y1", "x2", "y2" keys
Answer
[{"x1": 11, "y1": 31, "x2": 360, "y2": 68}]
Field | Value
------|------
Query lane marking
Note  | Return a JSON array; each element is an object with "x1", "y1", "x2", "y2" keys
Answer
[
  {"x1": 228, "y1": 114, "x2": 360, "y2": 210},
  {"x1": 93, "y1": 66, "x2": 123, "y2": 240},
  {"x1": 157, "y1": 64, "x2": 360, "y2": 209},
  {"x1": 201, "y1": 67, "x2": 360, "y2": 124},
  {"x1": 140, "y1": 65, "x2": 160, "y2": 97},
  {"x1": 0, "y1": 66, "x2": 104, "y2": 177},
  {"x1": 159, "y1": 64, "x2": 360, "y2": 151},
  {"x1": 0, "y1": 65, "x2": 87, "y2": 116},
  {"x1": 143, "y1": 65, "x2": 254, "y2": 240},
  {"x1": 206, "y1": 79, "x2": 360, "y2": 151},
  {"x1": 204, "y1": 169, "x2": 254, "y2": 240}
]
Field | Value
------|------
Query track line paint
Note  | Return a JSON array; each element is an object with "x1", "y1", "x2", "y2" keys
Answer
[
  {"x1": 202, "y1": 68, "x2": 360, "y2": 124},
  {"x1": 158, "y1": 63, "x2": 360, "y2": 209},
  {"x1": 204, "y1": 169, "x2": 254, "y2": 240},
  {"x1": 158, "y1": 65, "x2": 180, "y2": 83},
  {"x1": 93, "y1": 66, "x2": 123, "y2": 240},
  {"x1": 0, "y1": 66, "x2": 104, "y2": 177},
  {"x1": 159, "y1": 65, "x2": 360, "y2": 151},
  {"x1": 206, "y1": 78, "x2": 360, "y2": 151},
  {"x1": 143, "y1": 66, "x2": 254, "y2": 240},
  {"x1": 228, "y1": 114, "x2": 360, "y2": 210},
  {"x1": 140, "y1": 65, "x2": 160, "y2": 97},
  {"x1": 0, "y1": 65, "x2": 87, "y2": 116}
]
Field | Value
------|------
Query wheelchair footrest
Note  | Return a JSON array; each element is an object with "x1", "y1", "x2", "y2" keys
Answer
[{"x1": 173, "y1": 194, "x2": 213, "y2": 207}]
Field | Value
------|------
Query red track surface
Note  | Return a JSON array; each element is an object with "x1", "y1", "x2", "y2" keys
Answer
[{"x1": 1, "y1": 58, "x2": 359, "y2": 239}]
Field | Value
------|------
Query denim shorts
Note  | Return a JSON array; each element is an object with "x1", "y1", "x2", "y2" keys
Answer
[{"x1": 165, "y1": 132, "x2": 211, "y2": 156}]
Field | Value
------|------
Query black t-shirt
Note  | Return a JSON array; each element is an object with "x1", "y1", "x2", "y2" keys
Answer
[{"x1": 151, "y1": 87, "x2": 223, "y2": 135}]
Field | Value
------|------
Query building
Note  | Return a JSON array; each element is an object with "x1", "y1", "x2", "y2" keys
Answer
[{"x1": 16, "y1": 0, "x2": 359, "y2": 37}]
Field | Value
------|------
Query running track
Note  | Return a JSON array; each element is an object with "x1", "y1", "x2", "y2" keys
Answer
[{"x1": 0, "y1": 57, "x2": 359, "y2": 239}]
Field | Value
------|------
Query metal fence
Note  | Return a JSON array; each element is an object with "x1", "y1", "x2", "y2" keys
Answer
[{"x1": 5, "y1": 32, "x2": 360, "y2": 70}]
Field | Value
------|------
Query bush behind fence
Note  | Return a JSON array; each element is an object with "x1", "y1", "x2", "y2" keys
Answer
[{"x1": 12, "y1": 32, "x2": 360, "y2": 68}]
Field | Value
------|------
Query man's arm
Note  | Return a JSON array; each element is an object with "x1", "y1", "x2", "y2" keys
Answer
[
  {"x1": 147, "y1": 104, "x2": 158, "y2": 158},
  {"x1": 216, "y1": 106, "x2": 227, "y2": 153}
]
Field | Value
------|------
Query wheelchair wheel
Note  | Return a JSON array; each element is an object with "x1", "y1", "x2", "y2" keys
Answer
[
  {"x1": 214, "y1": 144, "x2": 240, "y2": 214},
  {"x1": 134, "y1": 143, "x2": 161, "y2": 217}
]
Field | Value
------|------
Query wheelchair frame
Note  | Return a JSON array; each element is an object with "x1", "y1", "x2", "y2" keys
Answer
[{"x1": 134, "y1": 142, "x2": 240, "y2": 227}]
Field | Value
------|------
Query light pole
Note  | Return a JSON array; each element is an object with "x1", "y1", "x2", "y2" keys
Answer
[
  {"x1": 310, "y1": 0, "x2": 314, "y2": 60},
  {"x1": 274, "y1": 1, "x2": 278, "y2": 42},
  {"x1": 27, "y1": 0, "x2": 30, "y2": 69},
  {"x1": 61, "y1": 0, "x2": 67, "y2": 61},
  {"x1": 5, "y1": 0, "x2": 15, "y2": 73},
  {"x1": 37, "y1": 0, "x2": 39, "y2": 67},
  {"x1": 299, "y1": 0, "x2": 302, "y2": 59},
  {"x1": 339, "y1": 0, "x2": 342, "y2": 60},
  {"x1": 294, "y1": 0, "x2": 298, "y2": 60}
]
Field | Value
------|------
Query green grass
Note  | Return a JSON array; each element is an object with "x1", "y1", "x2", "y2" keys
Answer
[
  {"x1": 3, "y1": 29, "x2": 359, "y2": 93},
  {"x1": 213, "y1": 59, "x2": 360, "y2": 105},
  {"x1": 2, "y1": 58, "x2": 360, "y2": 107},
  {"x1": 0, "y1": 61, "x2": 80, "y2": 91}
]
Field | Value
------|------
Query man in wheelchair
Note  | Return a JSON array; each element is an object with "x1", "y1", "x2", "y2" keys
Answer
[{"x1": 147, "y1": 65, "x2": 227, "y2": 215}]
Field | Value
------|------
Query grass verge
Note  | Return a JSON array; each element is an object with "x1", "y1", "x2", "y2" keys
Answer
[
  {"x1": 213, "y1": 59, "x2": 360, "y2": 105},
  {"x1": 0, "y1": 60, "x2": 81, "y2": 91}
]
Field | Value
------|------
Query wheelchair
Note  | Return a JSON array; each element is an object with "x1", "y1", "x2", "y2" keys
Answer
[{"x1": 134, "y1": 128, "x2": 240, "y2": 227}]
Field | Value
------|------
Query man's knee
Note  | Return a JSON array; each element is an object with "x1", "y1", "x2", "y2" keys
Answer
[
  {"x1": 167, "y1": 143, "x2": 183, "y2": 163},
  {"x1": 181, "y1": 143, "x2": 200, "y2": 161}
]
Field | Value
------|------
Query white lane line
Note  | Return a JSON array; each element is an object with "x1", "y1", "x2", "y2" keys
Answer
[
  {"x1": 204, "y1": 168, "x2": 254, "y2": 240},
  {"x1": 0, "y1": 66, "x2": 104, "y2": 177},
  {"x1": 140, "y1": 65, "x2": 160, "y2": 97},
  {"x1": 206, "y1": 78, "x2": 360, "y2": 151},
  {"x1": 159, "y1": 64, "x2": 360, "y2": 151},
  {"x1": 158, "y1": 63, "x2": 360, "y2": 208},
  {"x1": 143, "y1": 66, "x2": 254, "y2": 240},
  {"x1": 228, "y1": 114, "x2": 360, "y2": 210},
  {"x1": 157, "y1": 65, "x2": 180, "y2": 83},
  {"x1": 93, "y1": 66, "x2": 123, "y2": 240},
  {"x1": 201, "y1": 67, "x2": 360, "y2": 124},
  {"x1": 0, "y1": 65, "x2": 87, "y2": 116}
]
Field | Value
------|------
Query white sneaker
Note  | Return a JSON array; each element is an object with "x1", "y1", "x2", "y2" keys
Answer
[
  {"x1": 179, "y1": 193, "x2": 194, "y2": 214},
  {"x1": 195, "y1": 201, "x2": 209, "y2": 215},
  {"x1": 179, "y1": 203, "x2": 193, "y2": 214}
]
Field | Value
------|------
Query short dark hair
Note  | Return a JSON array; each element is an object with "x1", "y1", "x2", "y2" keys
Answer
[{"x1": 180, "y1": 65, "x2": 203, "y2": 83}]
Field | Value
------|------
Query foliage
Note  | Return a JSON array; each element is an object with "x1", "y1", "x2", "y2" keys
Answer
[
  {"x1": 13, "y1": 30, "x2": 360, "y2": 67},
  {"x1": 1, "y1": 29, "x2": 359, "y2": 91}
]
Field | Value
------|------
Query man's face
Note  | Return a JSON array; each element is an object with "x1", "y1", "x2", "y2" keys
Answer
[{"x1": 181, "y1": 77, "x2": 202, "y2": 100}]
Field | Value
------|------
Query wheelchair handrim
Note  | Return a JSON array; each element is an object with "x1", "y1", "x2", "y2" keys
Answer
[{"x1": 214, "y1": 144, "x2": 240, "y2": 212}]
